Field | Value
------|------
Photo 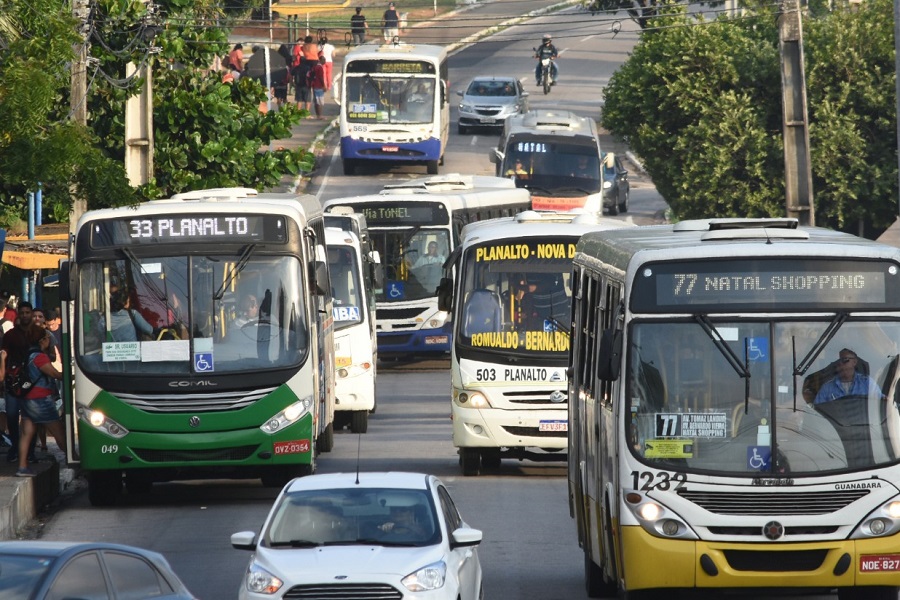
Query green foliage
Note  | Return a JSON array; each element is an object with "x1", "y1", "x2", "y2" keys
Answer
[{"x1": 601, "y1": 0, "x2": 898, "y2": 234}]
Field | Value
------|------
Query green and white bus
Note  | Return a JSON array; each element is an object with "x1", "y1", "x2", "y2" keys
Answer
[{"x1": 60, "y1": 188, "x2": 335, "y2": 505}]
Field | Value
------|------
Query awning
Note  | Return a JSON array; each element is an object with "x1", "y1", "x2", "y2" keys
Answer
[{"x1": 271, "y1": 0, "x2": 352, "y2": 16}]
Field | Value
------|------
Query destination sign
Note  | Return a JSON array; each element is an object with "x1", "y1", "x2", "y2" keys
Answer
[
  {"x1": 345, "y1": 60, "x2": 435, "y2": 75},
  {"x1": 632, "y1": 259, "x2": 900, "y2": 312},
  {"x1": 337, "y1": 202, "x2": 448, "y2": 226},
  {"x1": 91, "y1": 215, "x2": 287, "y2": 248}
]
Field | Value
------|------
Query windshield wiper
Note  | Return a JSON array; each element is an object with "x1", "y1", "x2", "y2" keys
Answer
[
  {"x1": 793, "y1": 312, "x2": 849, "y2": 378},
  {"x1": 694, "y1": 315, "x2": 750, "y2": 380},
  {"x1": 349, "y1": 538, "x2": 420, "y2": 547},
  {"x1": 269, "y1": 539, "x2": 321, "y2": 548},
  {"x1": 523, "y1": 185, "x2": 554, "y2": 196},
  {"x1": 214, "y1": 244, "x2": 257, "y2": 300}
]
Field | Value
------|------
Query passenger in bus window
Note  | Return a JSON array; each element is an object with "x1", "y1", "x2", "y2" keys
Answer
[
  {"x1": 813, "y1": 348, "x2": 884, "y2": 404},
  {"x1": 104, "y1": 290, "x2": 154, "y2": 342}
]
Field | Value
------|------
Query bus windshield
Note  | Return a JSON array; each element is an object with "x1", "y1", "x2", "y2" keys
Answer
[
  {"x1": 76, "y1": 254, "x2": 308, "y2": 376},
  {"x1": 329, "y1": 245, "x2": 364, "y2": 331},
  {"x1": 345, "y1": 76, "x2": 435, "y2": 124},
  {"x1": 502, "y1": 140, "x2": 601, "y2": 195},
  {"x1": 374, "y1": 228, "x2": 449, "y2": 303},
  {"x1": 457, "y1": 236, "x2": 573, "y2": 357},
  {"x1": 627, "y1": 319, "x2": 900, "y2": 476}
]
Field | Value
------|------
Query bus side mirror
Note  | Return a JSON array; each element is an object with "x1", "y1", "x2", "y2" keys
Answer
[
  {"x1": 437, "y1": 277, "x2": 453, "y2": 312},
  {"x1": 489, "y1": 150, "x2": 502, "y2": 165},
  {"x1": 597, "y1": 329, "x2": 622, "y2": 381},
  {"x1": 314, "y1": 261, "x2": 330, "y2": 296},
  {"x1": 59, "y1": 260, "x2": 74, "y2": 302}
]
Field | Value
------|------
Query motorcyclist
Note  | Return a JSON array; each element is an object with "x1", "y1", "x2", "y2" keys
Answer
[{"x1": 534, "y1": 34, "x2": 559, "y2": 86}]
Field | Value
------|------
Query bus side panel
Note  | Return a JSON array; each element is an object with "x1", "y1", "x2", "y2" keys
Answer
[{"x1": 340, "y1": 136, "x2": 442, "y2": 163}]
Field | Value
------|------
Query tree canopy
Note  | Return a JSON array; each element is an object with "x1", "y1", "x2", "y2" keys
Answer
[{"x1": 601, "y1": 0, "x2": 898, "y2": 235}]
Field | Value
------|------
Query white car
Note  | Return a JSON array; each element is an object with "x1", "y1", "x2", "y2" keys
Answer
[{"x1": 232, "y1": 471, "x2": 484, "y2": 600}]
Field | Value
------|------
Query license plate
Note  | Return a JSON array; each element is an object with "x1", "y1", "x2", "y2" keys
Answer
[
  {"x1": 273, "y1": 440, "x2": 310, "y2": 455},
  {"x1": 860, "y1": 555, "x2": 900, "y2": 572},
  {"x1": 382, "y1": 146, "x2": 399, "y2": 152},
  {"x1": 480, "y1": 117, "x2": 496, "y2": 124},
  {"x1": 539, "y1": 420, "x2": 568, "y2": 432},
  {"x1": 424, "y1": 335, "x2": 449, "y2": 345}
]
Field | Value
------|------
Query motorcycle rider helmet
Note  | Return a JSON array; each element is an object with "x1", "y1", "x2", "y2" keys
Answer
[{"x1": 542, "y1": 34, "x2": 552, "y2": 44}]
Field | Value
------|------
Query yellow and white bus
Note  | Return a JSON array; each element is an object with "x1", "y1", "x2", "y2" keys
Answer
[
  {"x1": 442, "y1": 210, "x2": 626, "y2": 475},
  {"x1": 569, "y1": 218, "x2": 900, "y2": 599},
  {"x1": 325, "y1": 214, "x2": 379, "y2": 433}
]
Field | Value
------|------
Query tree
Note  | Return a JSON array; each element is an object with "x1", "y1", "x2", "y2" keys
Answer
[{"x1": 601, "y1": 0, "x2": 898, "y2": 235}]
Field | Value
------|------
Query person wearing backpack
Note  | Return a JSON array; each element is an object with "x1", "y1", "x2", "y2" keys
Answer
[
  {"x1": 2, "y1": 300, "x2": 37, "y2": 465},
  {"x1": 15, "y1": 324, "x2": 67, "y2": 477}
]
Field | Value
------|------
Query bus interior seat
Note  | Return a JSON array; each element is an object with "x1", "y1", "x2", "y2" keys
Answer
[{"x1": 463, "y1": 289, "x2": 501, "y2": 336}]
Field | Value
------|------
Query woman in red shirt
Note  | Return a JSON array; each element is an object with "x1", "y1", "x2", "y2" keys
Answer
[{"x1": 15, "y1": 324, "x2": 67, "y2": 477}]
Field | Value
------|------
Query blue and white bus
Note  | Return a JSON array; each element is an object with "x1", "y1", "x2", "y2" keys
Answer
[{"x1": 335, "y1": 43, "x2": 449, "y2": 176}]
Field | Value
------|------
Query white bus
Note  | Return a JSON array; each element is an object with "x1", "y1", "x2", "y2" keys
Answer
[
  {"x1": 59, "y1": 188, "x2": 336, "y2": 505},
  {"x1": 569, "y1": 218, "x2": 900, "y2": 599},
  {"x1": 335, "y1": 43, "x2": 449, "y2": 176},
  {"x1": 323, "y1": 178, "x2": 531, "y2": 355},
  {"x1": 325, "y1": 216, "x2": 379, "y2": 434},
  {"x1": 442, "y1": 211, "x2": 627, "y2": 475}
]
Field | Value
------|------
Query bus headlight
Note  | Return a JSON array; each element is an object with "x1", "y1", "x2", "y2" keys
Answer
[
  {"x1": 851, "y1": 500, "x2": 900, "y2": 539},
  {"x1": 260, "y1": 397, "x2": 314, "y2": 434},
  {"x1": 454, "y1": 390, "x2": 490, "y2": 408},
  {"x1": 625, "y1": 492, "x2": 696, "y2": 540},
  {"x1": 77, "y1": 406, "x2": 129, "y2": 439},
  {"x1": 421, "y1": 311, "x2": 448, "y2": 330}
]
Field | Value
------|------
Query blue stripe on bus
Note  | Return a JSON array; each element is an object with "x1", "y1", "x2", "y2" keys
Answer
[{"x1": 340, "y1": 137, "x2": 442, "y2": 162}]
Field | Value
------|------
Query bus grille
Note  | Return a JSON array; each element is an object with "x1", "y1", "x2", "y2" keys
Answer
[
  {"x1": 378, "y1": 334, "x2": 413, "y2": 346},
  {"x1": 503, "y1": 390, "x2": 566, "y2": 406},
  {"x1": 377, "y1": 307, "x2": 427, "y2": 320},
  {"x1": 708, "y1": 525, "x2": 839, "y2": 536},
  {"x1": 502, "y1": 426, "x2": 566, "y2": 438},
  {"x1": 283, "y1": 583, "x2": 402, "y2": 599},
  {"x1": 360, "y1": 148, "x2": 426, "y2": 158},
  {"x1": 677, "y1": 489, "x2": 869, "y2": 515},
  {"x1": 115, "y1": 388, "x2": 277, "y2": 413},
  {"x1": 131, "y1": 445, "x2": 258, "y2": 463},
  {"x1": 722, "y1": 549, "x2": 828, "y2": 572}
]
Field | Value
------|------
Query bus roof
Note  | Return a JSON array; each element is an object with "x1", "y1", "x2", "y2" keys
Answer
[
  {"x1": 460, "y1": 210, "x2": 629, "y2": 245},
  {"x1": 502, "y1": 109, "x2": 597, "y2": 138},
  {"x1": 575, "y1": 218, "x2": 900, "y2": 273},
  {"x1": 324, "y1": 186, "x2": 530, "y2": 213},
  {"x1": 382, "y1": 174, "x2": 515, "y2": 193},
  {"x1": 343, "y1": 42, "x2": 448, "y2": 63}
]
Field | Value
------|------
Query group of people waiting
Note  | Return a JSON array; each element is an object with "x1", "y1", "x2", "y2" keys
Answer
[{"x1": 0, "y1": 298, "x2": 69, "y2": 478}]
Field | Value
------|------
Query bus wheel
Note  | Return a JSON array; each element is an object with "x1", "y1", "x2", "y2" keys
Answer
[
  {"x1": 343, "y1": 159, "x2": 356, "y2": 176},
  {"x1": 839, "y1": 587, "x2": 899, "y2": 600},
  {"x1": 426, "y1": 160, "x2": 439, "y2": 175},
  {"x1": 319, "y1": 422, "x2": 335, "y2": 453},
  {"x1": 481, "y1": 448, "x2": 501, "y2": 469},
  {"x1": 584, "y1": 550, "x2": 615, "y2": 598},
  {"x1": 350, "y1": 410, "x2": 369, "y2": 433},
  {"x1": 88, "y1": 471, "x2": 123, "y2": 507},
  {"x1": 460, "y1": 448, "x2": 481, "y2": 476}
]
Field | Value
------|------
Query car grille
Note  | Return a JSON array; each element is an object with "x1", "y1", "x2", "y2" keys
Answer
[
  {"x1": 676, "y1": 489, "x2": 870, "y2": 515},
  {"x1": 474, "y1": 107, "x2": 502, "y2": 116},
  {"x1": 283, "y1": 583, "x2": 403, "y2": 599}
]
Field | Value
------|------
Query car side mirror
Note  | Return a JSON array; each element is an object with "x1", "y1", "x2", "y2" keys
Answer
[{"x1": 456, "y1": 90, "x2": 464, "y2": 97}]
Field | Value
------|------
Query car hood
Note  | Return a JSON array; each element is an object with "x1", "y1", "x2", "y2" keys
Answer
[{"x1": 256, "y1": 544, "x2": 446, "y2": 580}]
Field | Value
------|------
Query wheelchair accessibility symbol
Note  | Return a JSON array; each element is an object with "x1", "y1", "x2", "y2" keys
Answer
[
  {"x1": 194, "y1": 352, "x2": 214, "y2": 373},
  {"x1": 387, "y1": 281, "x2": 405, "y2": 299}
]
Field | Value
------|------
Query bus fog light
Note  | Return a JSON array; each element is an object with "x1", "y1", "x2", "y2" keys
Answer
[
  {"x1": 473, "y1": 425, "x2": 484, "y2": 435},
  {"x1": 661, "y1": 519, "x2": 680, "y2": 536},
  {"x1": 870, "y1": 519, "x2": 887, "y2": 535},
  {"x1": 458, "y1": 393, "x2": 469, "y2": 404},
  {"x1": 638, "y1": 503, "x2": 662, "y2": 521}
]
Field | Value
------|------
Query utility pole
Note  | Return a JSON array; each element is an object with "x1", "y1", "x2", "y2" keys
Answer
[
  {"x1": 778, "y1": 0, "x2": 815, "y2": 225},
  {"x1": 70, "y1": 0, "x2": 91, "y2": 235},
  {"x1": 124, "y1": 62, "x2": 154, "y2": 187}
]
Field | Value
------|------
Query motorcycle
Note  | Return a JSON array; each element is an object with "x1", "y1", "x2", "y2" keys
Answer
[{"x1": 533, "y1": 49, "x2": 555, "y2": 95}]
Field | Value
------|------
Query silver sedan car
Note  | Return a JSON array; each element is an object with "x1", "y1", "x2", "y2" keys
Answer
[{"x1": 457, "y1": 76, "x2": 529, "y2": 134}]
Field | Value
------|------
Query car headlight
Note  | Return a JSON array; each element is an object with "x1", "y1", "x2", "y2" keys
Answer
[
  {"x1": 459, "y1": 103, "x2": 473, "y2": 112},
  {"x1": 245, "y1": 561, "x2": 283, "y2": 594},
  {"x1": 402, "y1": 560, "x2": 446, "y2": 592},
  {"x1": 78, "y1": 406, "x2": 129, "y2": 439},
  {"x1": 260, "y1": 396, "x2": 314, "y2": 434},
  {"x1": 420, "y1": 310, "x2": 448, "y2": 330}
]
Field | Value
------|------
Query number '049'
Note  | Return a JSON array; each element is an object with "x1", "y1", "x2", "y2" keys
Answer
[{"x1": 101, "y1": 445, "x2": 119, "y2": 454}]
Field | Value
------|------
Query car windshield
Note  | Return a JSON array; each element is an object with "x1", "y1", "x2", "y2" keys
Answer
[
  {"x1": 265, "y1": 488, "x2": 440, "y2": 547},
  {"x1": 467, "y1": 81, "x2": 515, "y2": 97},
  {"x1": 76, "y1": 254, "x2": 308, "y2": 376},
  {"x1": 627, "y1": 319, "x2": 900, "y2": 477},
  {"x1": 0, "y1": 552, "x2": 53, "y2": 596}
]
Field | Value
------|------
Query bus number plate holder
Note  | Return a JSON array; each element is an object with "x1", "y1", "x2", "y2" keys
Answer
[
  {"x1": 274, "y1": 440, "x2": 310, "y2": 455},
  {"x1": 860, "y1": 555, "x2": 900, "y2": 572},
  {"x1": 382, "y1": 146, "x2": 399, "y2": 152},
  {"x1": 539, "y1": 420, "x2": 567, "y2": 432}
]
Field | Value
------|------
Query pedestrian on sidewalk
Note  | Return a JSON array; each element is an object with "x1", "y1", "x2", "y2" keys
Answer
[
  {"x1": 2, "y1": 301, "x2": 37, "y2": 466},
  {"x1": 301, "y1": 35, "x2": 319, "y2": 61},
  {"x1": 350, "y1": 7, "x2": 369, "y2": 45},
  {"x1": 309, "y1": 54, "x2": 328, "y2": 119},
  {"x1": 228, "y1": 43, "x2": 244, "y2": 80},
  {"x1": 293, "y1": 55, "x2": 313, "y2": 114},
  {"x1": 382, "y1": 2, "x2": 400, "y2": 42},
  {"x1": 319, "y1": 36, "x2": 335, "y2": 90}
]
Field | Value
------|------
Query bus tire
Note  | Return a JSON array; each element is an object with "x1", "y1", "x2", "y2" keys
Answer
[
  {"x1": 350, "y1": 410, "x2": 369, "y2": 433},
  {"x1": 319, "y1": 422, "x2": 335, "y2": 453},
  {"x1": 481, "y1": 448, "x2": 501, "y2": 469},
  {"x1": 88, "y1": 471, "x2": 123, "y2": 507},
  {"x1": 585, "y1": 550, "x2": 615, "y2": 598},
  {"x1": 839, "y1": 587, "x2": 899, "y2": 600},
  {"x1": 426, "y1": 160, "x2": 439, "y2": 175},
  {"x1": 343, "y1": 159, "x2": 356, "y2": 176},
  {"x1": 460, "y1": 447, "x2": 481, "y2": 476}
]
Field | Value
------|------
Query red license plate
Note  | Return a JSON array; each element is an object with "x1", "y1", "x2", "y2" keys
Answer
[
  {"x1": 382, "y1": 146, "x2": 399, "y2": 152},
  {"x1": 273, "y1": 439, "x2": 310, "y2": 455},
  {"x1": 860, "y1": 555, "x2": 900, "y2": 572}
]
